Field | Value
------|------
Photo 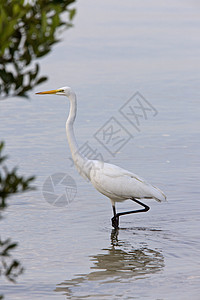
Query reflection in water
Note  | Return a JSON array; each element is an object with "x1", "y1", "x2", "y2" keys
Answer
[
  {"x1": 0, "y1": 0, "x2": 76, "y2": 99},
  {"x1": 55, "y1": 229, "x2": 164, "y2": 299}
]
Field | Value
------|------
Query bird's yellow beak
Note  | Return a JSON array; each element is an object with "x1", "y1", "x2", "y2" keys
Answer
[{"x1": 35, "y1": 89, "x2": 60, "y2": 95}]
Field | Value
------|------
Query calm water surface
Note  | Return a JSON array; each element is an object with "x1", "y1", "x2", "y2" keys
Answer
[{"x1": 1, "y1": 1, "x2": 200, "y2": 299}]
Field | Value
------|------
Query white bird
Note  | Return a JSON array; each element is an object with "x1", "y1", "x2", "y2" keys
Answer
[{"x1": 36, "y1": 86, "x2": 166, "y2": 228}]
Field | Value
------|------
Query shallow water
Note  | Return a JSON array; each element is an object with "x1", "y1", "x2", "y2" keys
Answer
[{"x1": 1, "y1": 0, "x2": 200, "y2": 299}]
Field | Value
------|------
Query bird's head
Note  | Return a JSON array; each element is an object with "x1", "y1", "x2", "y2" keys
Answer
[{"x1": 36, "y1": 86, "x2": 73, "y2": 97}]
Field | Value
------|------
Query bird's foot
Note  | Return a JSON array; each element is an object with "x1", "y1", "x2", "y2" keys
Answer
[{"x1": 111, "y1": 215, "x2": 119, "y2": 229}]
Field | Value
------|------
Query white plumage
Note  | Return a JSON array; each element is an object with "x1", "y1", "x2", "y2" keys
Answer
[
  {"x1": 36, "y1": 86, "x2": 166, "y2": 228},
  {"x1": 89, "y1": 161, "x2": 166, "y2": 204}
]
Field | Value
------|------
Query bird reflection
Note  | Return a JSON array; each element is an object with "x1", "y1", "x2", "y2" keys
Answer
[{"x1": 55, "y1": 229, "x2": 164, "y2": 299}]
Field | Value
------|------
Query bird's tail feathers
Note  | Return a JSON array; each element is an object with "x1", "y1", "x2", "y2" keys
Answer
[{"x1": 151, "y1": 185, "x2": 167, "y2": 202}]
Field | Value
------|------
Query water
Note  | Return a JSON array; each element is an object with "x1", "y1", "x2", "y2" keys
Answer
[{"x1": 1, "y1": 0, "x2": 200, "y2": 299}]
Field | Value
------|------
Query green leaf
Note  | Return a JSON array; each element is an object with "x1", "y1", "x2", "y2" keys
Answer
[
  {"x1": 36, "y1": 76, "x2": 47, "y2": 85},
  {"x1": 69, "y1": 8, "x2": 76, "y2": 21}
]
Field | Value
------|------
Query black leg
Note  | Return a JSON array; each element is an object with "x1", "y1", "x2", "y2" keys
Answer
[
  {"x1": 111, "y1": 205, "x2": 119, "y2": 229},
  {"x1": 111, "y1": 198, "x2": 150, "y2": 228}
]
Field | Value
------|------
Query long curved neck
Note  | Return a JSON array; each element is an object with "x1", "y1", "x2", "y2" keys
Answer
[{"x1": 66, "y1": 92, "x2": 91, "y2": 180}]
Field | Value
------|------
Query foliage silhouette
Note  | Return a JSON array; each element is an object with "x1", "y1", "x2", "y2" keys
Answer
[
  {"x1": 0, "y1": 1, "x2": 76, "y2": 297},
  {"x1": 0, "y1": 0, "x2": 76, "y2": 99},
  {"x1": 0, "y1": 142, "x2": 35, "y2": 298}
]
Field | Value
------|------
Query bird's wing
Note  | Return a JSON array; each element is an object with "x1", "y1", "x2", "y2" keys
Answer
[
  {"x1": 92, "y1": 161, "x2": 146, "y2": 182},
  {"x1": 90, "y1": 161, "x2": 166, "y2": 202}
]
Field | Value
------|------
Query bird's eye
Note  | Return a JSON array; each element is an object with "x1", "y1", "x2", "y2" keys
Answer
[{"x1": 59, "y1": 89, "x2": 64, "y2": 93}]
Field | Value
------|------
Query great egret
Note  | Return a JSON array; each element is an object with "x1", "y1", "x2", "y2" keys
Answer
[{"x1": 36, "y1": 87, "x2": 166, "y2": 228}]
